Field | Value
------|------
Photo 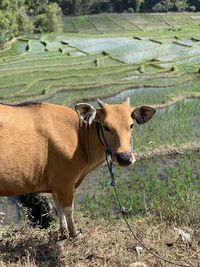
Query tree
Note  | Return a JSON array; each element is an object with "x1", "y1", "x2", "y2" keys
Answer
[
  {"x1": 0, "y1": 0, "x2": 34, "y2": 49},
  {"x1": 135, "y1": 0, "x2": 145, "y2": 12},
  {"x1": 0, "y1": 30, "x2": 10, "y2": 49},
  {"x1": 49, "y1": 0, "x2": 73, "y2": 15},
  {"x1": 45, "y1": 3, "x2": 62, "y2": 32},
  {"x1": 25, "y1": 0, "x2": 49, "y2": 16},
  {"x1": 34, "y1": 3, "x2": 62, "y2": 32},
  {"x1": 189, "y1": 5, "x2": 196, "y2": 11},
  {"x1": 0, "y1": 0, "x2": 10, "y2": 9},
  {"x1": 72, "y1": 0, "x2": 84, "y2": 15}
]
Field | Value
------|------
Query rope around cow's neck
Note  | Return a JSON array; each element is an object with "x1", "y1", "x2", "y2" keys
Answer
[{"x1": 96, "y1": 122, "x2": 199, "y2": 267}]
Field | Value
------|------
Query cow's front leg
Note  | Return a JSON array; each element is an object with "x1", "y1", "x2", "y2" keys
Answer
[
  {"x1": 63, "y1": 204, "x2": 77, "y2": 237},
  {"x1": 55, "y1": 186, "x2": 78, "y2": 237},
  {"x1": 53, "y1": 193, "x2": 68, "y2": 234}
]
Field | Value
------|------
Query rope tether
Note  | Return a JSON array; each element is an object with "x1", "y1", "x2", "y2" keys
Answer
[{"x1": 96, "y1": 122, "x2": 199, "y2": 267}]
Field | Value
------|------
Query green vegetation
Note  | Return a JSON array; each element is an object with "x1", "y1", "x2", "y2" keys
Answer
[
  {"x1": 45, "y1": 0, "x2": 200, "y2": 14},
  {"x1": 0, "y1": 0, "x2": 62, "y2": 47},
  {"x1": 1, "y1": 0, "x2": 200, "y2": 49},
  {"x1": 79, "y1": 92, "x2": 200, "y2": 224},
  {"x1": 114, "y1": 98, "x2": 199, "y2": 151},
  {"x1": 79, "y1": 151, "x2": 200, "y2": 226}
]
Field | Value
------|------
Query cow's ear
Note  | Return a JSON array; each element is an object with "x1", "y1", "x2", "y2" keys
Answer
[
  {"x1": 132, "y1": 106, "x2": 156, "y2": 124},
  {"x1": 75, "y1": 103, "x2": 96, "y2": 125}
]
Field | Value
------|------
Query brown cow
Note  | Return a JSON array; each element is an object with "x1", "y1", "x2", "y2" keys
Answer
[{"x1": 0, "y1": 99, "x2": 155, "y2": 237}]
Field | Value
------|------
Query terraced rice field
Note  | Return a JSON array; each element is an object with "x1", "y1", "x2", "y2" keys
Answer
[{"x1": 0, "y1": 13, "x2": 200, "y2": 222}]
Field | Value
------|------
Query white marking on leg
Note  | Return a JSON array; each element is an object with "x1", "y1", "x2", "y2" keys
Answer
[
  {"x1": 53, "y1": 196, "x2": 68, "y2": 232},
  {"x1": 63, "y1": 206, "x2": 77, "y2": 237},
  {"x1": 131, "y1": 153, "x2": 136, "y2": 164}
]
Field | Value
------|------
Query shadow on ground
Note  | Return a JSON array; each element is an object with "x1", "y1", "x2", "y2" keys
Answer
[{"x1": 0, "y1": 229, "x2": 65, "y2": 267}]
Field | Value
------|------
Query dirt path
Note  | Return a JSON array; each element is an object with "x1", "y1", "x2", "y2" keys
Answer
[
  {"x1": 135, "y1": 142, "x2": 200, "y2": 160},
  {"x1": 152, "y1": 94, "x2": 200, "y2": 110}
]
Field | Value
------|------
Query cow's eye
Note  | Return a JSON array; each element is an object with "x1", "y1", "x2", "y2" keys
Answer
[
  {"x1": 103, "y1": 125, "x2": 110, "y2": 132},
  {"x1": 130, "y1": 123, "x2": 134, "y2": 129}
]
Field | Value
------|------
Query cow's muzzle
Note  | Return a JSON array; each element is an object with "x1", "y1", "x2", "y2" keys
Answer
[{"x1": 116, "y1": 152, "x2": 135, "y2": 166}]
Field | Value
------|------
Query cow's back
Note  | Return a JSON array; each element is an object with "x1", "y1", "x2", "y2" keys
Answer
[{"x1": 0, "y1": 103, "x2": 48, "y2": 195}]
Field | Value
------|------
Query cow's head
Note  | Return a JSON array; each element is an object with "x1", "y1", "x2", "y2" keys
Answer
[{"x1": 75, "y1": 99, "x2": 156, "y2": 166}]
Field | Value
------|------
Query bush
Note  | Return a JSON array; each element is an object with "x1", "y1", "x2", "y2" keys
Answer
[
  {"x1": 34, "y1": 14, "x2": 48, "y2": 32},
  {"x1": 174, "y1": 0, "x2": 188, "y2": 11},
  {"x1": 153, "y1": 2, "x2": 167, "y2": 12},
  {"x1": 18, "y1": 193, "x2": 56, "y2": 229},
  {"x1": 189, "y1": 5, "x2": 196, "y2": 11},
  {"x1": 127, "y1": 7, "x2": 134, "y2": 13}
]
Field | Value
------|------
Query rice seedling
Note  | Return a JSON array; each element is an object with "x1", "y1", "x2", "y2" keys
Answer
[
  {"x1": 40, "y1": 40, "x2": 48, "y2": 47},
  {"x1": 77, "y1": 151, "x2": 200, "y2": 226},
  {"x1": 149, "y1": 38, "x2": 163, "y2": 44},
  {"x1": 25, "y1": 40, "x2": 31, "y2": 52},
  {"x1": 170, "y1": 65, "x2": 179, "y2": 72},
  {"x1": 138, "y1": 65, "x2": 145, "y2": 73},
  {"x1": 58, "y1": 47, "x2": 63, "y2": 53}
]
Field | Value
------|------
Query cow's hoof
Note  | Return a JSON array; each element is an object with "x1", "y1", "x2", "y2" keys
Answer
[
  {"x1": 58, "y1": 232, "x2": 68, "y2": 241},
  {"x1": 51, "y1": 231, "x2": 68, "y2": 242},
  {"x1": 69, "y1": 229, "x2": 83, "y2": 238},
  {"x1": 55, "y1": 228, "x2": 68, "y2": 241}
]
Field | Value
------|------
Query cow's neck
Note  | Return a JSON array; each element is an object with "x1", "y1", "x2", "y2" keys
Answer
[{"x1": 80, "y1": 121, "x2": 105, "y2": 167}]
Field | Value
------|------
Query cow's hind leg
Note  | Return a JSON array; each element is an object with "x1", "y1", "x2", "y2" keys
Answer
[{"x1": 55, "y1": 187, "x2": 78, "y2": 237}]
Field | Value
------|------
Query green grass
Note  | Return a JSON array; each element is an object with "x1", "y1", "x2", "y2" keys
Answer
[
  {"x1": 78, "y1": 150, "x2": 200, "y2": 225},
  {"x1": 133, "y1": 99, "x2": 200, "y2": 151}
]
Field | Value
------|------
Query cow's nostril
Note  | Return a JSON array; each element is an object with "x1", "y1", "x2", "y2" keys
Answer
[{"x1": 116, "y1": 152, "x2": 133, "y2": 166}]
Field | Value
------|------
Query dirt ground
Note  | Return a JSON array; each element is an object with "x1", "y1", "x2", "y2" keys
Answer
[{"x1": 0, "y1": 214, "x2": 199, "y2": 267}]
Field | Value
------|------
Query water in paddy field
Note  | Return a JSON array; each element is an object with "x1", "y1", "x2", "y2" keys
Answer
[
  {"x1": 53, "y1": 36, "x2": 196, "y2": 63},
  {"x1": 2, "y1": 35, "x2": 200, "y2": 65},
  {"x1": 0, "y1": 41, "x2": 27, "y2": 57},
  {"x1": 86, "y1": 80, "x2": 197, "y2": 107},
  {"x1": 45, "y1": 78, "x2": 196, "y2": 106},
  {"x1": 58, "y1": 37, "x2": 142, "y2": 52},
  {"x1": 54, "y1": 35, "x2": 200, "y2": 63},
  {"x1": 30, "y1": 40, "x2": 45, "y2": 53}
]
